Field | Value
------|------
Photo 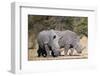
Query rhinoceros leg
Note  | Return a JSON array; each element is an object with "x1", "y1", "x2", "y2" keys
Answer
[
  {"x1": 41, "y1": 49, "x2": 47, "y2": 57},
  {"x1": 69, "y1": 48, "x2": 74, "y2": 56},
  {"x1": 64, "y1": 44, "x2": 70, "y2": 56},
  {"x1": 44, "y1": 44, "x2": 51, "y2": 57},
  {"x1": 37, "y1": 45, "x2": 47, "y2": 57},
  {"x1": 37, "y1": 49, "x2": 41, "y2": 57},
  {"x1": 37, "y1": 46, "x2": 42, "y2": 57},
  {"x1": 69, "y1": 44, "x2": 74, "y2": 56}
]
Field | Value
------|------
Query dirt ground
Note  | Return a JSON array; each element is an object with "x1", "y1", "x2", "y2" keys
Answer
[{"x1": 28, "y1": 36, "x2": 88, "y2": 61}]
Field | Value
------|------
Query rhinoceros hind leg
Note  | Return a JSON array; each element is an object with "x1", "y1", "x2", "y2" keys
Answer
[
  {"x1": 69, "y1": 44, "x2": 74, "y2": 56},
  {"x1": 64, "y1": 44, "x2": 70, "y2": 56},
  {"x1": 69, "y1": 48, "x2": 74, "y2": 56},
  {"x1": 37, "y1": 49, "x2": 42, "y2": 57}
]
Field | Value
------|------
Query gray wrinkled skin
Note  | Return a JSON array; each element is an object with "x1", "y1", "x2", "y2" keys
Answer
[
  {"x1": 55, "y1": 30, "x2": 83, "y2": 56},
  {"x1": 37, "y1": 29, "x2": 60, "y2": 57},
  {"x1": 37, "y1": 29, "x2": 83, "y2": 57}
]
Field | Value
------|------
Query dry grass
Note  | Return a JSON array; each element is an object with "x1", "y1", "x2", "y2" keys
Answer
[{"x1": 28, "y1": 36, "x2": 88, "y2": 61}]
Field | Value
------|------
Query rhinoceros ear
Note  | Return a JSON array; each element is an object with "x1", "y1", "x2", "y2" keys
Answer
[{"x1": 53, "y1": 35, "x2": 56, "y2": 39}]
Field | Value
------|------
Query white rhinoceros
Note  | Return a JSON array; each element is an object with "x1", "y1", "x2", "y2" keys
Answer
[
  {"x1": 55, "y1": 30, "x2": 84, "y2": 56},
  {"x1": 37, "y1": 29, "x2": 60, "y2": 57}
]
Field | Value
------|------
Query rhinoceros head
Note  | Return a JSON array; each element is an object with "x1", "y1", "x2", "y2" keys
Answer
[
  {"x1": 49, "y1": 29, "x2": 60, "y2": 56},
  {"x1": 75, "y1": 42, "x2": 86, "y2": 54}
]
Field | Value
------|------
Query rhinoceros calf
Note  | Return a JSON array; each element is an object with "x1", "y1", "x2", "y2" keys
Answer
[
  {"x1": 55, "y1": 30, "x2": 83, "y2": 56},
  {"x1": 37, "y1": 29, "x2": 60, "y2": 57}
]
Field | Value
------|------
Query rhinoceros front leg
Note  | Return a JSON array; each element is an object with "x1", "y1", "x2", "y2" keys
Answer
[{"x1": 44, "y1": 44, "x2": 50, "y2": 57}]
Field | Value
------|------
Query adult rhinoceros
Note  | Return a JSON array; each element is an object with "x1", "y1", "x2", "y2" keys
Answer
[
  {"x1": 55, "y1": 30, "x2": 84, "y2": 56},
  {"x1": 37, "y1": 29, "x2": 60, "y2": 57}
]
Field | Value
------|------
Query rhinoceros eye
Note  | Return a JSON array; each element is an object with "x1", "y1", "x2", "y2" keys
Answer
[{"x1": 53, "y1": 35, "x2": 56, "y2": 39}]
